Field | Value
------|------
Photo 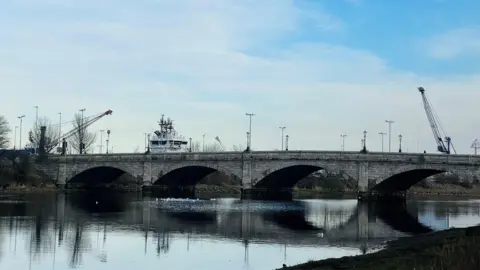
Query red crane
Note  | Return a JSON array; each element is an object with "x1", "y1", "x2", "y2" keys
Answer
[{"x1": 53, "y1": 109, "x2": 113, "y2": 154}]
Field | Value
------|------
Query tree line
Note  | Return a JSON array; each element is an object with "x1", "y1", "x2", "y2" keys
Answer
[{"x1": 0, "y1": 113, "x2": 96, "y2": 154}]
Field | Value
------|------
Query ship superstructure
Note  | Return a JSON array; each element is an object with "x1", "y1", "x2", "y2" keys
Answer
[{"x1": 149, "y1": 115, "x2": 188, "y2": 153}]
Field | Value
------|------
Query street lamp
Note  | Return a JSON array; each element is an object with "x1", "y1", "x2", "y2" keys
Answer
[
  {"x1": 105, "y1": 129, "x2": 111, "y2": 154},
  {"x1": 147, "y1": 133, "x2": 150, "y2": 153},
  {"x1": 279, "y1": 126, "x2": 286, "y2": 150},
  {"x1": 18, "y1": 115, "x2": 25, "y2": 149},
  {"x1": 285, "y1": 135, "x2": 289, "y2": 151},
  {"x1": 246, "y1": 132, "x2": 250, "y2": 150},
  {"x1": 189, "y1": 137, "x2": 192, "y2": 152},
  {"x1": 362, "y1": 130, "x2": 367, "y2": 153},
  {"x1": 79, "y1": 108, "x2": 86, "y2": 154},
  {"x1": 99, "y1": 130, "x2": 105, "y2": 154},
  {"x1": 379, "y1": 132, "x2": 386, "y2": 152},
  {"x1": 385, "y1": 120, "x2": 395, "y2": 152},
  {"x1": 144, "y1": 133, "x2": 148, "y2": 152},
  {"x1": 399, "y1": 134, "x2": 403, "y2": 153},
  {"x1": 58, "y1": 112, "x2": 62, "y2": 143},
  {"x1": 34, "y1": 106, "x2": 39, "y2": 149},
  {"x1": 245, "y1": 113, "x2": 255, "y2": 151},
  {"x1": 34, "y1": 106, "x2": 38, "y2": 125},
  {"x1": 340, "y1": 134, "x2": 347, "y2": 151},
  {"x1": 14, "y1": 125, "x2": 18, "y2": 149}
]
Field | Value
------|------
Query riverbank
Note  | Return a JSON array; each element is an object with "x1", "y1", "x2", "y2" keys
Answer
[
  {"x1": 0, "y1": 183, "x2": 57, "y2": 193},
  {"x1": 281, "y1": 225, "x2": 480, "y2": 270},
  {"x1": 409, "y1": 184, "x2": 480, "y2": 198},
  {"x1": 3, "y1": 183, "x2": 480, "y2": 198}
]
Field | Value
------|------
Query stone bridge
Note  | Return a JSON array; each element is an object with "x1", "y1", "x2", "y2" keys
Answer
[{"x1": 35, "y1": 151, "x2": 480, "y2": 194}]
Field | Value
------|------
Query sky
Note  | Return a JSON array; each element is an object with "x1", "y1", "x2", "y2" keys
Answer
[{"x1": 1, "y1": 0, "x2": 479, "y2": 154}]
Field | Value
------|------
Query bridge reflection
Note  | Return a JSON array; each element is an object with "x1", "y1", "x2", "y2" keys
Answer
[
  {"x1": 0, "y1": 193, "x2": 447, "y2": 268},
  {"x1": 63, "y1": 193, "x2": 433, "y2": 243}
]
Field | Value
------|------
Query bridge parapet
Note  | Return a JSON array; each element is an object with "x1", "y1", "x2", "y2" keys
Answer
[{"x1": 46, "y1": 151, "x2": 480, "y2": 165}]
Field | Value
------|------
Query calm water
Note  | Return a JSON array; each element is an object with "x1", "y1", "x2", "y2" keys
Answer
[{"x1": 0, "y1": 193, "x2": 479, "y2": 270}]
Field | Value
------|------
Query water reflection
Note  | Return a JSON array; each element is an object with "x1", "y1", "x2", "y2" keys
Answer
[{"x1": 0, "y1": 193, "x2": 479, "y2": 270}]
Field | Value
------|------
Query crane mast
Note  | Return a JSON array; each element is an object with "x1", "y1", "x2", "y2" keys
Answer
[
  {"x1": 52, "y1": 109, "x2": 113, "y2": 154},
  {"x1": 472, "y1": 139, "x2": 480, "y2": 155},
  {"x1": 418, "y1": 87, "x2": 454, "y2": 154}
]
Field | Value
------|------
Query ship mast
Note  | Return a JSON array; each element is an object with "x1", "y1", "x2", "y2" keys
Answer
[{"x1": 155, "y1": 114, "x2": 176, "y2": 137}]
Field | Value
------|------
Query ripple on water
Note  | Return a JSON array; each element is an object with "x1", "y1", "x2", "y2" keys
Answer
[{"x1": 146, "y1": 197, "x2": 306, "y2": 213}]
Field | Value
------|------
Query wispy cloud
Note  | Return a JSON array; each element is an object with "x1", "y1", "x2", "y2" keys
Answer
[{"x1": 423, "y1": 27, "x2": 480, "y2": 59}]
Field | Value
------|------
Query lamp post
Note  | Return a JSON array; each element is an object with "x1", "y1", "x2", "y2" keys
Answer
[
  {"x1": 362, "y1": 130, "x2": 367, "y2": 153},
  {"x1": 202, "y1": 134, "x2": 205, "y2": 152},
  {"x1": 34, "y1": 106, "x2": 38, "y2": 125},
  {"x1": 246, "y1": 132, "x2": 250, "y2": 150},
  {"x1": 399, "y1": 134, "x2": 403, "y2": 153},
  {"x1": 285, "y1": 135, "x2": 289, "y2": 151},
  {"x1": 144, "y1": 133, "x2": 148, "y2": 152},
  {"x1": 58, "y1": 112, "x2": 62, "y2": 142},
  {"x1": 99, "y1": 130, "x2": 104, "y2": 154},
  {"x1": 106, "y1": 129, "x2": 110, "y2": 154},
  {"x1": 379, "y1": 132, "x2": 386, "y2": 152},
  {"x1": 18, "y1": 115, "x2": 25, "y2": 150},
  {"x1": 279, "y1": 126, "x2": 286, "y2": 150},
  {"x1": 245, "y1": 113, "x2": 255, "y2": 151},
  {"x1": 340, "y1": 134, "x2": 346, "y2": 151},
  {"x1": 189, "y1": 137, "x2": 192, "y2": 152},
  {"x1": 147, "y1": 133, "x2": 150, "y2": 153},
  {"x1": 34, "y1": 106, "x2": 39, "y2": 149},
  {"x1": 79, "y1": 108, "x2": 86, "y2": 154},
  {"x1": 385, "y1": 120, "x2": 395, "y2": 152},
  {"x1": 14, "y1": 125, "x2": 18, "y2": 149}
]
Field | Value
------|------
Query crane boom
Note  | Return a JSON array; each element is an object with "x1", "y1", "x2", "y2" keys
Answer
[
  {"x1": 418, "y1": 87, "x2": 454, "y2": 154},
  {"x1": 215, "y1": 136, "x2": 226, "y2": 151},
  {"x1": 53, "y1": 109, "x2": 113, "y2": 154}
]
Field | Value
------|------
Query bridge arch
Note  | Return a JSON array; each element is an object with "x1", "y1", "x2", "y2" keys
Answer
[
  {"x1": 373, "y1": 165, "x2": 450, "y2": 193},
  {"x1": 253, "y1": 161, "x2": 343, "y2": 189},
  {"x1": 153, "y1": 162, "x2": 242, "y2": 186},
  {"x1": 67, "y1": 163, "x2": 140, "y2": 186}
]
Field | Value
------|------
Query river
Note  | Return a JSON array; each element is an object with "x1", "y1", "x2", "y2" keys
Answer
[{"x1": 0, "y1": 192, "x2": 479, "y2": 270}]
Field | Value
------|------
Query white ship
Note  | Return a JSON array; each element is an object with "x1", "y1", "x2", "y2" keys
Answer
[{"x1": 148, "y1": 115, "x2": 189, "y2": 153}]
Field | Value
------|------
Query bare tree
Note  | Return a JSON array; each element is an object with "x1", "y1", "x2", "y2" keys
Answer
[
  {"x1": 231, "y1": 144, "x2": 245, "y2": 151},
  {"x1": 68, "y1": 113, "x2": 96, "y2": 154},
  {"x1": 0, "y1": 115, "x2": 11, "y2": 148},
  {"x1": 133, "y1": 145, "x2": 140, "y2": 153},
  {"x1": 28, "y1": 117, "x2": 60, "y2": 153},
  {"x1": 204, "y1": 142, "x2": 224, "y2": 152},
  {"x1": 190, "y1": 140, "x2": 201, "y2": 152}
]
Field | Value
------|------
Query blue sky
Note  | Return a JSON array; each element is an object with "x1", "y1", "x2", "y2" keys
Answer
[{"x1": 1, "y1": 0, "x2": 479, "y2": 153}]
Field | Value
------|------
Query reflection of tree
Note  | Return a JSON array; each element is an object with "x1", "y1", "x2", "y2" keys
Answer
[
  {"x1": 30, "y1": 214, "x2": 54, "y2": 260},
  {"x1": 67, "y1": 222, "x2": 91, "y2": 267},
  {"x1": 155, "y1": 230, "x2": 171, "y2": 256}
]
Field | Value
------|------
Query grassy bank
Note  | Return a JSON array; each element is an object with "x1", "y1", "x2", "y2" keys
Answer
[
  {"x1": 0, "y1": 184, "x2": 57, "y2": 193},
  {"x1": 281, "y1": 226, "x2": 480, "y2": 270}
]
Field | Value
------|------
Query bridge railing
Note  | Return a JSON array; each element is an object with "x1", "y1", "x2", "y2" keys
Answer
[{"x1": 44, "y1": 150, "x2": 480, "y2": 165}]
